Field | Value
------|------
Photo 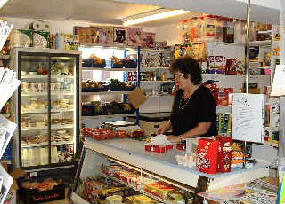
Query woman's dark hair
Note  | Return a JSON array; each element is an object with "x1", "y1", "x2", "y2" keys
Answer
[{"x1": 170, "y1": 58, "x2": 202, "y2": 85}]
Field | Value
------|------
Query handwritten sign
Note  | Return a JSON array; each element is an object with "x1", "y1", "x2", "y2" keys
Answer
[
  {"x1": 232, "y1": 93, "x2": 264, "y2": 143},
  {"x1": 271, "y1": 65, "x2": 285, "y2": 96}
]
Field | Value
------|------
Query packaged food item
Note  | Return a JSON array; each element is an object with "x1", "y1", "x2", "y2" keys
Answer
[
  {"x1": 216, "y1": 136, "x2": 232, "y2": 173},
  {"x1": 64, "y1": 34, "x2": 79, "y2": 50},
  {"x1": 223, "y1": 20, "x2": 234, "y2": 43},
  {"x1": 106, "y1": 195, "x2": 123, "y2": 204},
  {"x1": 126, "y1": 194, "x2": 159, "y2": 204},
  {"x1": 197, "y1": 136, "x2": 233, "y2": 174},
  {"x1": 197, "y1": 138, "x2": 219, "y2": 174},
  {"x1": 10, "y1": 29, "x2": 33, "y2": 47},
  {"x1": 33, "y1": 30, "x2": 50, "y2": 48},
  {"x1": 143, "y1": 181, "x2": 176, "y2": 200}
]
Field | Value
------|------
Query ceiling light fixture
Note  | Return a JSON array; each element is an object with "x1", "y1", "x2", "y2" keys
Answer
[
  {"x1": 0, "y1": 0, "x2": 9, "y2": 8},
  {"x1": 123, "y1": 9, "x2": 189, "y2": 26}
]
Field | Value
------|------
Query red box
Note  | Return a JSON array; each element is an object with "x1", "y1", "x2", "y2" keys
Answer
[
  {"x1": 176, "y1": 144, "x2": 186, "y2": 151},
  {"x1": 166, "y1": 145, "x2": 174, "y2": 150},
  {"x1": 224, "y1": 88, "x2": 233, "y2": 106},
  {"x1": 197, "y1": 138, "x2": 219, "y2": 174},
  {"x1": 145, "y1": 145, "x2": 169, "y2": 153},
  {"x1": 145, "y1": 145, "x2": 152, "y2": 152},
  {"x1": 216, "y1": 136, "x2": 232, "y2": 173},
  {"x1": 152, "y1": 145, "x2": 167, "y2": 153}
]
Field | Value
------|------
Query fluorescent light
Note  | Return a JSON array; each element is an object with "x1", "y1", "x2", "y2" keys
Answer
[
  {"x1": 123, "y1": 10, "x2": 188, "y2": 26},
  {"x1": 0, "y1": 0, "x2": 9, "y2": 8}
]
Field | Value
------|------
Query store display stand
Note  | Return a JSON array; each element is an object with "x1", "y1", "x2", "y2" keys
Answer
[
  {"x1": 0, "y1": 67, "x2": 20, "y2": 204},
  {"x1": 71, "y1": 138, "x2": 269, "y2": 204}
]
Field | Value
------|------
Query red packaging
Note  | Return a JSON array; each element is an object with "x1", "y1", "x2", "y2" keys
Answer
[
  {"x1": 153, "y1": 145, "x2": 167, "y2": 153},
  {"x1": 145, "y1": 145, "x2": 169, "y2": 153},
  {"x1": 216, "y1": 136, "x2": 232, "y2": 173},
  {"x1": 116, "y1": 130, "x2": 128, "y2": 138},
  {"x1": 224, "y1": 88, "x2": 233, "y2": 105},
  {"x1": 166, "y1": 145, "x2": 174, "y2": 150},
  {"x1": 176, "y1": 144, "x2": 186, "y2": 151},
  {"x1": 145, "y1": 145, "x2": 152, "y2": 152},
  {"x1": 218, "y1": 91, "x2": 227, "y2": 106},
  {"x1": 197, "y1": 138, "x2": 219, "y2": 174}
]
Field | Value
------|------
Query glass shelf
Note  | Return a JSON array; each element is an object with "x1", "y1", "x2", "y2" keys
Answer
[
  {"x1": 21, "y1": 75, "x2": 74, "y2": 79},
  {"x1": 22, "y1": 124, "x2": 74, "y2": 131},
  {"x1": 21, "y1": 142, "x2": 74, "y2": 148},
  {"x1": 21, "y1": 109, "x2": 74, "y2": 114},
  {"x1": 21, "y1": 91, "x2": 73, "y2": 97}
]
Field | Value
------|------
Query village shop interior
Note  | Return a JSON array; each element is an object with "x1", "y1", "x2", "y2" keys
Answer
[{"x1": 0, "y1": 0, "x2": 282, "y2": 203}]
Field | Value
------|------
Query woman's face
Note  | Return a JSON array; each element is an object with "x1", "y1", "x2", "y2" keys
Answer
[{"x1": 175, "y1": 71, "x2": 192, "y2": 90}]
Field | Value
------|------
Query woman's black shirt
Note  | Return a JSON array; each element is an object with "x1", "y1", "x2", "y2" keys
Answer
[{"x1": 170, "y1": 86, "x2": 217, "y2": 137}]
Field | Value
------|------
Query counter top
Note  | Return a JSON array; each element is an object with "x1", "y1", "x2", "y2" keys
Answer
[{"x1": 84, "y1": 137, "x2": 269, "y2": 191}]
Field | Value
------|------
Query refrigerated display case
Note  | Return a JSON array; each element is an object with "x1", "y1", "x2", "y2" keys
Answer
[{"x1": 13, "y1": 48, "x2": 80, "y2": 169}]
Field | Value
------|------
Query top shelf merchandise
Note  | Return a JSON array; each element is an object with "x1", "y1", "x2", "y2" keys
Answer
[{"x1": 176, "y1": 16, "x2": 272, "y2": 75}]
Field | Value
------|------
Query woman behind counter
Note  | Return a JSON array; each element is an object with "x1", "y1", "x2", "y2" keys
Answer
[{"x1": 157, "y1": 58, "x2": 217, "y2": 142}]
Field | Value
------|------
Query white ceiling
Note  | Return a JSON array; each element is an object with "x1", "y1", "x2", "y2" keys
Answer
[
  {"x1": 0, "y1": 0, "x2": 162, "y2": 25},
  {"x1": 0, "y1": 0, "x2": 280, "y2": 26},
  {"x1": 115, "y1": 0, "x2": 281, "y2": 25}
]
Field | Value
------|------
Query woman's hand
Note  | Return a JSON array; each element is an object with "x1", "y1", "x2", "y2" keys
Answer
[
  {"x1": 156, "y1": 120, "x2": 172, "y2": 135},
  {"x1": 167, "y1": 135, "x2": 181, "y2": 143},
  {"x1": 156, "y1": 127, "x2": 166, "y2": 135}
]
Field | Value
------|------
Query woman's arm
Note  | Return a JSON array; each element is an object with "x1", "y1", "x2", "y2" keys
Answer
[
  {"x1": 167, "y1": 122, "x2": 211, "y2": 143},
  {"x1": 180, "y1": 122, "x2": 211, "y2": 139}
]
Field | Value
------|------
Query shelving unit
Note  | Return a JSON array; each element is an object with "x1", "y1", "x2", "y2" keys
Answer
[
  {"x1": 82, "y1": 67, "x2": 137, "y2": 72},
  {"x1": 82, "y1": 113, "x2": 135, "y2": 119},
  {"x1": 141, "y1": 67, "x2": 170, "y2": 70},
  {"x1": 0, "y1": 55, "x2": 10, "y2": 60},
  {"x1": 21, "y1": 91, "x2": 73, "y2": 97},
  {"x1": 21, "y1": 124, "x2": 73, "y2": 131},
  {"x1": 22, "y1": 109, "x2": 74, "y2": 114},
  {"x1": 140, "y1": 81, "x2": 174, "y2": 83},
  {"x1": 207, "y1": 40, "x2": 271, "y2": 47},
  {"x1": 82, "y1": 91, "x2": 131, "y2": 96},
  {"x1": 21, "y1": 75, "x2": 75, "y2": 79},
  {"x1": 80, "y1": 45, "x2": 139, "y2": 124},
  {"x1": 21, "y1": 142, "x2": 74, "y2": 148}
]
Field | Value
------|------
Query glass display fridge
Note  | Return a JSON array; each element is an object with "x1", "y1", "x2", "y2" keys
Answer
[{"x1": 13, "y1": 48, "x2": 80, "y2": 169}]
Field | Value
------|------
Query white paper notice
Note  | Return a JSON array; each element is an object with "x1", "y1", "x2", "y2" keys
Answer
[
  {"x1": 232, "y1": 93, "x2": 264, "y2": 143},
  {"x1": 271, "y1": 65, "x2": 285, "y2": 96}
]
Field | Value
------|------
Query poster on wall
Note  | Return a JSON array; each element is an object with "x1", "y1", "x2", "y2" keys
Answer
[
  {"x1": 101, "y1": 27, "x2": 113, "y2": 44},
  {"x1": 113, "y1": 27, "x2": 127, "y2": 44},
  {"x1": 90, "y1": 27, "x2": 101, "y2": 44},
  {"x1": 142, "y1": 32, "x2": 155, "y2": 48},
  {"x1": 127, "y1": 28, "x2": 143, "y2": 46},
  {"x1": 232, "y1": 93, "x2": 264, "y2": 143}
]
